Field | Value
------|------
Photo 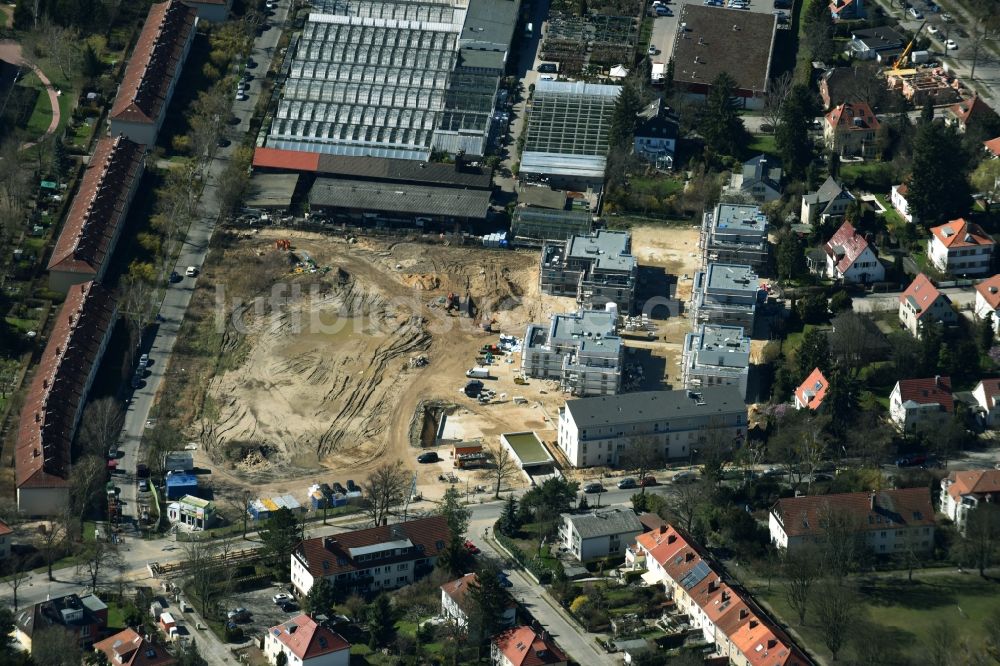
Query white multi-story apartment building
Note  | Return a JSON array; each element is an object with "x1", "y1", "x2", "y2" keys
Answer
[
  {"x1": 928, "y1": 218, "x2": 995, "y2": 276},
  {"x1": 691, "y1": 264, "x2": 759, "y2": 331},
  {"x1": 539, "y1": 230, "x2": 637, "y2": 311},
  {"x1": 681, "y1": 325, "x2": 751, "y2": 401},
  {"x1": 290, "y1": 516, "x2": 448, "y2": 597},
  {"x1": 556, "y1": 387, "x2": 747, "y2": 468},
  {"x1": 521, "y1": 310, "x2": 623, "y2": 396},
  {"x1": 701, "y1": 203, "x2": 769, "y2": 270},
  {"x1": 769, "y1": 489, "x2": 936, "y2": 555}
]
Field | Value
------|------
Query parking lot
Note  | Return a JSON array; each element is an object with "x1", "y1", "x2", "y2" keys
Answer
[
  {"x1": 650, "y1": 0, "x2": 788, "y2": 68},
  {"x1": 225, "y1": 583, "x2": 303, "y2": 638}
]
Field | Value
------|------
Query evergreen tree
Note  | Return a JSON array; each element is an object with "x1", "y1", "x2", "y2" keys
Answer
[
  {"x1": 469, "y1": 561, "x2": 510, "y2": 642},
  {"x1": 775, "y1": 230, "x2": 807, "y2": 280},
  {"x1": 776, "y1": 84, "x2": 819, "y2": 178},
  {"x1": 608, "y1": 83, "x2": 642, "y2": 148},
  {"x1": 921, "y1": 98, "x2": 935, "y2": 124},
  {"x1": 437, "y1": 487, "x2": 471, "y2": 575},
  {"x1": 664, "y1": 57, "x2": 675, "y2": 98},
  {"x1": 306, "y1": 577, "x2": 337, "y2": 617},
  {"x1": 12, "y1": 0, "x2": 33, "y2": 30},
  {"x1": 908, "y1": 121, "x2": 973, "y2": 225},
  {"x1": 176, "y1": 641, "x2": 208, "y2": 666},
  {"x1": 827, "y1": 151, "x2": 840, "y2": 179},
  {"x1": 498, "y1": 495, "x2": 519, "y2": 536},
  {"x1": 699, "y1": 72, "x2": 746, "y2": 158},
  {"x1": 797, "y1": 326, "x2": 831, "y2": 377},
  {"x1": 259, "y1": 507, "x2": 301, "y2": 577},
  {"x1": 978, "y1": 313, "x2": 995, "y2": 353},
  {"x1": 366, "y1": 595, "x2": 397, "y2": 649}
]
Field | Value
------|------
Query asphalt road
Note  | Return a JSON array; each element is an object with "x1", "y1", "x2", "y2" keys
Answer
[{"x1": 116, "y1": 1, "x2": 292, "y2": 524}]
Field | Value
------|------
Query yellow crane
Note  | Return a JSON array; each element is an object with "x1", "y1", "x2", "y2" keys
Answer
[{"x1": 891, "y1": 20, "x2": 927, "y2": 71}]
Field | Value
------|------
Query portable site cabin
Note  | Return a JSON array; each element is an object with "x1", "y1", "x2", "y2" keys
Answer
[
  {"x1": 165, "y1": 472, "x2": 198, "y2": 500},
  {"x1": 247, "y1": 494, "x2": 303, "y2": 521}
]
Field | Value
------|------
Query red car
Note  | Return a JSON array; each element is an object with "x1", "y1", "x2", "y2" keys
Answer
[
  {"x1": 464, "y1": 540, "x2": 480, "y2": 555},
  {"x1": 641, "y1": 476, "x2": 657, "y2": 487}
]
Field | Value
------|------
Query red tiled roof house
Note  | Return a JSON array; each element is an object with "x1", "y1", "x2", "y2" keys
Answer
[
  {"x1": 823, "y1": 221, "x2": 884, "y2": 283},
  {"x1": 492, "y1": 626, "x2": 567, "y2": 666},
  {"x1": 898, "y1": 273, "x2": 956, "y2": 338},
  {"x1": 946, "y1": 95, "x2": 995, "y2": 134},
  {"x1": 974, "y1": 274, "x2": 1000, "y2": 334},
  {"x1": 824, "y1": 101, "x2": 880, "y2": 158},
  {"x1": 109, "y1": 0, "x2": 198, "y2": 145},
  {"x1": 16, "y1": 282, "x2": 117, "y2": 515},
  {"x1": 971, "y1": 378, "x2": 1000, "y2": 428},
  {"x1": 628, "y1": 525, "x2": 812, "y2": 665},
  {"x1": 928, "y1": 218, "x2": 995, "y2": 277},
  {"x1": 940, "y1": 469, "x2": 1000, "y2": 529},
  {"x1": 0, "y1": 519, "x2": 12, "y2": 560},
  {"x1": 769, "y1": 488, "x2": 935, "y2": 555},
  {"x1": 264, "y1": 614, "x2": 350, "y2": 666},
  {"x1": 890, "y1": 183, "x2": 916, "y2": 224},
  {"x1": 793, "y1": 368, "x2": 828, "y2": 411},
  {"x1": 290, "y1": 515, "x2": 450, "y2": 596},
  {"x1": 889, "y1": 375, "x2": 954, "y2": 432},
  {"x1": 93, "y1": 628, "x2": 176, "y2": 666},
  {"x1": 48, "y1": 135, "x2": 146, "y2": 294}
]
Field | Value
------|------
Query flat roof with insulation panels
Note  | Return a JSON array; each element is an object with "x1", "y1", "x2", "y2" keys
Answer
[
  {"x1": 566, "y1": 230, "x2": 635, "y2": 273},
  {"x1": 704, "y1": 263, "x2": 760, "y2": 295},
  {"x1": 672, "y1": 5, "x2": 777, "y2": 97},
  {"x1": 500, "y1": 432, "x2": 554, "y2": 468},
  {"x1": 687, "y1": 324, "x2": 750, "y2": 369},
  {"x1": 712, "y1": 203, "x2": 768, "y2": 244}
]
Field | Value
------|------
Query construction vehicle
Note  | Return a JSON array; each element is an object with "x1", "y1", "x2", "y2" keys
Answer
[
  {"x1": 445, "y1": 292, "x2": 460, "y2": 313},
  {"x1": 513, "y1": 374, "x2": 527, "y2": 385},
  {"x1": 891, "y1": 20, "x2": 926, "y2": 71},
  {"x1": 274, "y1": 239, "x2": 291, "y2": 251}
]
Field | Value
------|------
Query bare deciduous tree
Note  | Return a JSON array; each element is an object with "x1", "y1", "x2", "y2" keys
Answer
[
  {"x1": 664, "y1": 480, "x2": 710, "y2": 534},
  {"x1": 69, "y1": 455, "x2": 106, "y2": 516},
  {"x1": 783, "y1": 546, "x2": 819, "y2": 625},
  {"x1": 78, "y1": 397, "x2": 125, "y2": 459},
  {"x1": 4, "y1": 554, "x2": 30, "y2": 611},
  {"x1": 79, "y1": 538, "x2": 124, "y2": 593},
  {"x1": 813, "y1": 581, "x2": 855, "y2": 659},
  {"x1": 762, "y1": 71, "x2": 793, "y2": 132},
  {"x1": 362, "y1": 461, "x2": 408, "y2": 526},
  {"x1": 619, "y1": 436, "x2": 663, "y2": 494},
  {"x1": 485, "y1": 444, "x2": 519, "y2": 499},
  {"x1": 39, "y1": 515, "x2": 68, "y2": 581}
]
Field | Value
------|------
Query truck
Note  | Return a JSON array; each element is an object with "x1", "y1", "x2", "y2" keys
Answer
[
  {"x1": 651, "y1": 62, "x2": 665, "y2": 85},
  {"x1": 466, "y1": 365, "x2": 491, "y2": 379}
]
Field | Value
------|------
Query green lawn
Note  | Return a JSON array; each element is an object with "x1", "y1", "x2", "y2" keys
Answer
[
  {"x1": 22, "y1": 73, "x2": 54, "y2": 137},
  {"x1": 747, "y1": 134, "x2": 779, "y2": 159},
  {"x1": 756, "y1": 573, "x2": 1000, "y2": 662},
  {"x1": 629, "y1": 175, "x2": 685, "y2": 199},
  {"x1": 874, "y1": 194, "x2": 904, "y2": 229}
]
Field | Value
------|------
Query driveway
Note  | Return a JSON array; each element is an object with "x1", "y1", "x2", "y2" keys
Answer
[
  {"x1": 117, "y1": 0, "x2": 293, "y2": 522},
  {"x1": 851, "y1": 285, "x2": 978, "y2": 314}
]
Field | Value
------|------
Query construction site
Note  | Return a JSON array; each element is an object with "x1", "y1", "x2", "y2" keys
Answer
[{"x1": 157, "y1": 223, "x2": 706, "y2": 506}]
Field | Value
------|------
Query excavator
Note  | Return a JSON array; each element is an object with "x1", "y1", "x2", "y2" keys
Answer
[{"x1": 890, "y1": 20, "x2": 926, "y2": 72}]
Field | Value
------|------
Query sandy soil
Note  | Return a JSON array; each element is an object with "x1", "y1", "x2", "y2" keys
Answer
[{"x1": 197, "y1": 231, "x2": 577, "y2": 499}]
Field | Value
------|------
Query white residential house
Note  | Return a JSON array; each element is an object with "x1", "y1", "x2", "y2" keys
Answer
[
  {"x1": 633, "y1": 99, "x2": 678, "y2": 169},
  {"x1": 559, "y1": 508, "x2": 643, "y2": 561},
  {"x1": 928, "y1": 218, "x2": 995, "y2": 276},
  {"x1": 800, "y1": 176, "x2": 854, "y2": 225},
  {"x1": 898, "y1": 273, "x2": 957, "y2": 338},
  {"x1": 890, "y1": 184, "x2": 916, "y2": 224},
  {"x1": 823, "y1": 221, "x2": 884, "y2": 283},
  {"x1": 889, "y1": 376, "x2": 954, "y2": 432},
  {"x1": 940, "y1": 470, "x2": 1000, "y2": 529},
  {"x1": 971, "y1": 378, "x2": 1000, "y2": 427},
  {"x1": 264, "y1": 614, "x2": 350, "y2": 666},
  {"x1": 440, "y1": 573, "x2": 516, "y2": 629},
  {"x1": 974, "y1": 274, "x2": 1000, "y2": 334}
]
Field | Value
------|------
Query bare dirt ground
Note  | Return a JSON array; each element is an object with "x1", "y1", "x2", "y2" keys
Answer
[
  {"x1": 192, "y1": 230, "x2": 577, "y2": 501},
  {"x1": 626, "y1": 224, "x2": 703, "y2": 387}
]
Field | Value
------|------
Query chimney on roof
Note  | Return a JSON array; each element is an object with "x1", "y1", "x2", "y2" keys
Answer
[
  {"x1": 869, "y1": 490, "x2": 877, "y2": 510},
  {"x1": 658, "y1": 525, "x2": 667, "y2": 534},
  {"x1": 935, "y1": 375, "x2": 942, "y2": 388},
  {"x1": 324, "y1": 536, "x2": 337, "y2": 551},
  {"x1": 768, "y1": 639, "x2": 778, "y2": 649},
  {"x1": 685, "y1": 552, "x2": 694, "y2": 562},
  {"x1": 667, "y1": 533, "x2": 676, "y2": 543},
  {"x1": 35, "y1": 412, "x2": 40, "y2": 423},
  {"x1": 750, "y1": 620, "x2": 759, "y2": 629},
  {"x1": 740, "y1": 608, "x2": 749, "y2": 620}
]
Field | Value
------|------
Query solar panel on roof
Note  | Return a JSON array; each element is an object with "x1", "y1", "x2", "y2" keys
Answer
[{"x1": 680, "y1": 560, "x2": 712, "y2": 590}]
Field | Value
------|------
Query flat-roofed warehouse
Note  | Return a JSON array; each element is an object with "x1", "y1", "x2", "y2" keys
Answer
[
  {"x1": 309, "y1": 177, "x2": 492, "y2": 227},
  {"x1": 520, "y1": 81, "x2": 620, "y2": 190},
  {"x1": 672, "y1": 5, "x2": 777, "y2": 109},
  {"x1": 266, "y1": 0, "x2": 518, "y2": 160}
]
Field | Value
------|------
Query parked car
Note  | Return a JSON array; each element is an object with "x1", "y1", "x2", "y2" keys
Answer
[
  {"x1": 538, "y1": 63, "x2": 558, "y2": 73},
  {"x1": 417, "y1": 451, "x2": 440, "y2": 464},
  {"x1": 136, "y1": 463, "x2": 150, "y2": 479},
  {"x1": 464, "y1": 540, "x2": 480, "y2": 555},
  {"x1": 945, "y1": 39, "x2": 958, "y2": 49},
  {"x1": 617, "y1": 477, "x2": 637, "y2": 490},
  {"x1": 896, "y1": 454, "x2": 927, "y2": 468},
  {"x1": 138, "y1": 479, "x2": 149, "y2": 492},
  {"x1": 139, "y1": 353, "x2": 149, "y2": 368},
  {"x1": 272, "y1": 593, "x2": 293, "y2": 605},
  {"x1": 927, "y1": 24, "x2": 939, "y2": 34},
  {"x1": 641, "y1": 476, "x2": 657, "y2": 487},
  {"x1": 647, "y1": 45, "x2": 658, "y2": 55},
  {"x1": 673, "y1": 471, "x2": 699, "y2": 484},
  {"x1": 280, "y1": 602, "x2": 299, "y2": 613},
  {"x1": 332, "y1": 482, "x2": 347, "y2": 494},
  {"x1": 497, "y1": 573, "x2": 513, "y2": 588},
  {"x1": 169, "y1": 270, "x2": 181, "y2": 283},
  {"x1": 235, "y1": 91, "x2": 248, "y2": 101},
  {"x1": 583, "y1": 482, "x2": 605, "y2": 494},
  {"x1": 185, "y1": 266, "x2": 199, "y2": 277},
  {"x1": 227, "y1": 608, "x2": 251, "y2": 622},
  {"x1": 108, "y1": 447, "x2": 118, "y2": 459},
  {"x1": 347, "y1": 479, "x2": 359, "y2": 492}
]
